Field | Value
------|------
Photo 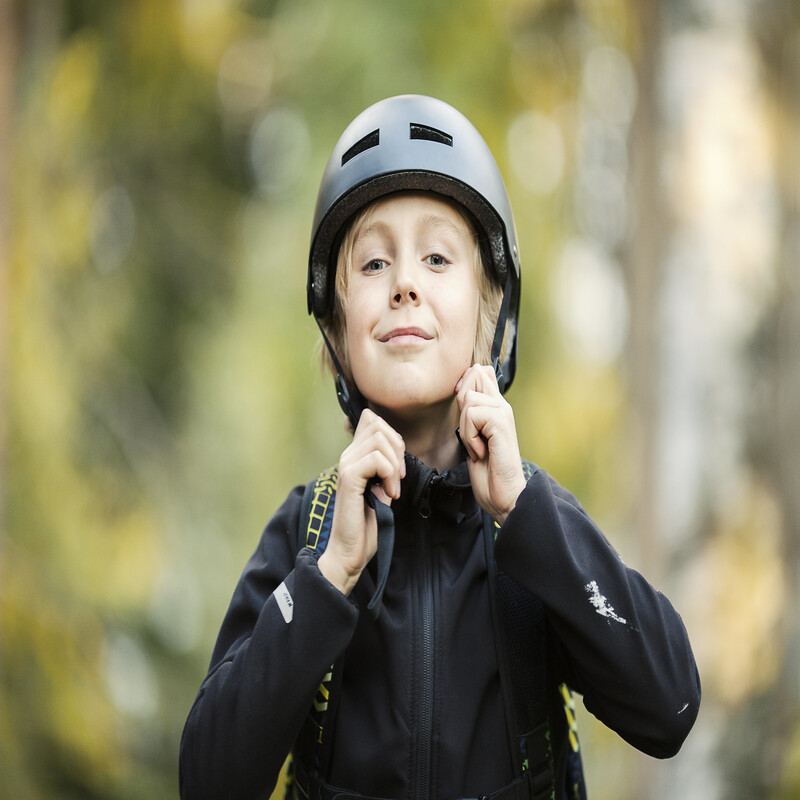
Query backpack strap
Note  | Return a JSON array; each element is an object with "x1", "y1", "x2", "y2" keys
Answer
[
  {"x1": 291, "y1": 467, "x2": 344, "y2": 798},
  {"x1": 483, "y1": 460, "x2": 555, "y2": 800},
  {"x1": 298, "y1": 466, "x2": 394, "y2": 621},
  {"x1": 298, "y1": 466, "x2": 338, "y2": 554},
  {"x1": 485, "y1": 461, "x2": 586, "y2": 800}
]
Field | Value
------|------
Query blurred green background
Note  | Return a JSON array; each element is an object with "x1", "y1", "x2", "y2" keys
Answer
[{"x1": 2, "y1": 0, "x2": 799, "y2": 798}]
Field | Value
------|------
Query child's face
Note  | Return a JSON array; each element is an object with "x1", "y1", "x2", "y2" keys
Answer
[{"x1": 344, "y1": 192, "x2": 480, "y2": 420}]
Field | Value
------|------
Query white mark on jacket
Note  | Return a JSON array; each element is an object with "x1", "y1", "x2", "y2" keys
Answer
[
  {"x1": 274, "y1": 581, "x2": 294, "y2": 623},
  {"x1": 584, "y1": 580, "x2": 627, "y2": 625},
  {"x1": 678, "y1": 702, "x2": 689, "y2": 715}
]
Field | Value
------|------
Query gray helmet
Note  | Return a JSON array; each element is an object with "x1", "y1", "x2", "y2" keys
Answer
[{"x1": 308, "y1": 94, "x2": 521, "y2": 422}]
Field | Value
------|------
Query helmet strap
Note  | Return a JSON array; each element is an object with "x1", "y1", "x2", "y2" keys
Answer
[
  {"x1": 314, "y1": 315, "x2": 366, "y2": 428},
  {"x1": 491, "y1": 272, "x2": 513, "y2": 393}
]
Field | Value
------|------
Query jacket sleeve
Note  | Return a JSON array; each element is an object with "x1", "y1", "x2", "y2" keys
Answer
[
  {"x1": 494, "y1": 468, "x2": 701, "y2": 759},
  {"x1": 179, "y1": 486, "x2": 359, "y2": 800}
]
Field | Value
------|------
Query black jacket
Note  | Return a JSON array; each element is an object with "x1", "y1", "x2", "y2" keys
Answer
[{"x1": 179, "y1": 456, "x2": 700, "y2": 800}]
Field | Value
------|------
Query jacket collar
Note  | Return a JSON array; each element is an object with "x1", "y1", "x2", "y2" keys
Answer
[{"x1": 395, "y1": 453, "x2": 478, "y2": 526}]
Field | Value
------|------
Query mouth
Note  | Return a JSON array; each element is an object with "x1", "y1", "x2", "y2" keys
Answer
[{"x1": 378, "y1": 327, "x2": 434, "y2": 343}]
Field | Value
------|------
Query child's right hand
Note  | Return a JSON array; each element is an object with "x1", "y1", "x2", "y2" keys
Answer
[{"x1": 318, "y1": 409, "x2": 405, "y2": 596}]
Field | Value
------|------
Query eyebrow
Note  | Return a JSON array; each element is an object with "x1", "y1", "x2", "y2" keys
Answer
[
  {"x1": 354, "y1": 213, "x2": 470, "y2": 245},
  {"x1": 422, "y1": 216, "x2": 470, "y2": 240},
  {"x1": 353, "y1": 219, "x2": 391, "y2": 245}
]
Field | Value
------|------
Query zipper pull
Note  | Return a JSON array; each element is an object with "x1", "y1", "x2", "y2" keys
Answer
[{"x1": 419, "y1": 473, "x2": 442, "y2": 519}]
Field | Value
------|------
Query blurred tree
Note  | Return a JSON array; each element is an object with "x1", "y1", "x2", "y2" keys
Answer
[
  {"x1": 3, "y1": 0, "x2": 247, "y2": 796},
  {"x1": 0, "y1": 0, "x2": 18, "y2": 787},
  {"x1": 624, "y1": 0, "x2": 666, "y2": 581},
  {"x1": 732, "y1": 3, "x2": 800, "y2": 797},
  {"x1": 0, "y1": 0, "x2": 16, "y2": 523}
]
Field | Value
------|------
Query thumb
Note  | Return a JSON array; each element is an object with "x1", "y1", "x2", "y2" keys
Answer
[{"x1": 370, "y1": 483, "x2": 393, "y2": 507}]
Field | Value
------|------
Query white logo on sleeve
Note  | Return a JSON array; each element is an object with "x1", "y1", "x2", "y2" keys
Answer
[
  {"x1": 584, "y1": 580, "x2": 627, "y2": 625},
  {"x1": 274, "y1": 581, "x2": 294, "y2": 623}
]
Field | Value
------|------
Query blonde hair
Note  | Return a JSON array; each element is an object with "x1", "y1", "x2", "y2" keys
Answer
[{"x1": 320, "y1": 194, "x2": 504, "y2": 387}]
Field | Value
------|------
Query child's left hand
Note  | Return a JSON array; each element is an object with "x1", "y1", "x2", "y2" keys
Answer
[{"x1": 455, "y1": 364, "x2": 527, "y2": 525}]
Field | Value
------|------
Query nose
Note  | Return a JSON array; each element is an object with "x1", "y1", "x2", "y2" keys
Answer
[{"x1": 390, "y1": 256, "x2": 421, "y2": 308}]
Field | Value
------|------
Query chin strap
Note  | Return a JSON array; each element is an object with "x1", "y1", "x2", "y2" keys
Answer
[
  {"x1": 491, "y1": 271, "x2": 514, "y2": 393},
  {"x1": 364, "y1": 488, "x2": 395, "y2": 620},
  {"x1": 314, "y1": 315, "x2": 366, "y2": 429},
  {"x1": 314, "y1": 314, "x2": 394, "y2": 620}
]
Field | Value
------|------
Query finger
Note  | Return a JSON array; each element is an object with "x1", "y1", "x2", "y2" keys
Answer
[
  {"x1": 461, "y1": 390, "x2": 510, "y2": 461},
  {"x1": 455, "y1": 365, "x2": 482, "y2": 412},
  {"x1": 341, "y1": 438, "x2": 403, "y2": 500},
  {"x1": 343, "y1": 411, "x2": 405, "y2": 502},
  {"x1": 355, "y1": 411, "x2": 406, "y2": 470},
  {"x1": 471, "y1": 364, "x2": 501, "y2": 398},
  {"x1": 455, "y1": 363, "x2": 481, "y2": 392},
  {"x1": 371, "y1": 429, "x2": 406, "y2": 496},
  {"x1": 348, "y1": 420, "x2": 405, "y2": 469},
  {"x1": 459, "y1": 392, "x2": 491, "y2": 462},
  {"x1": 456, "y1": 364, "x2": 501, "y2": 412},
  {"x1": 366, "y1": 437, "x2": 405, "y2": 499},
  {"x1": 358, "y1": 450, "x2": 400, "y2": 502},
  {"x1": 457, "y1": 370, "x2": 507, "y2": 432},
  {"x1": 353, "y1": 407, "x2": 379, "y2": 435},
  {"x1": 370, "y1": 483, "x2": 392, "y2": 506},
  {"x1": 371, "y1": 417, "x2": 406, "y2": 483},
  {"x1": 458, "y1": 386, "x2": 483, "y2": 454}
]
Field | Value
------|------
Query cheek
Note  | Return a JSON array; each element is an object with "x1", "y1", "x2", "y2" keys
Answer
[
  {"x1": 343, "y1": 295, "x2": 373, "y2": 362},
  {"x1": 344, "y1": 282, "x2": 378, "y2": 323},
  {"x1": 343, "y1": 289, "x2": 363, "y2": 331},
  {"x1": 343, "y1": 317, "x2": 360, "y2": 362},
  {"x1": 448, "y1": 288, "x2": 480, "y2": 352}
]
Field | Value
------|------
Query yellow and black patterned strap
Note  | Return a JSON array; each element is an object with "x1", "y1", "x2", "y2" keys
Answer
[
  {"x1": 299, "y1": 464, "x2": 393, "y2": 622},
  {"x1": 299, "y1": 466, "x2": 338, "y2": 553},
  {"x1": 559, "y1": 684, "x2": 580, "y2": 755},
  {"x1": 293, "y1": 467, "x2": 346, "y2": 790}
]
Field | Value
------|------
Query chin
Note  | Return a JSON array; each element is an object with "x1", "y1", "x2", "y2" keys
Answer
[
  {"x1": 355, "y1": 363, "x2": 465, "y2": 419},
  {"x1": 368, "y1": 387, "x2": 456, "y2": 420}
]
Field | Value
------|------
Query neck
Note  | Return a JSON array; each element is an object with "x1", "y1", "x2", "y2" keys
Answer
[{"x1": 371, "y1": 398, "x2": 462, "y2": 473}]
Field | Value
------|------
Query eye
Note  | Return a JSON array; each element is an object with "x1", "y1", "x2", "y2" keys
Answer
[
  {"x1": 361, "y1": 258, "x2": 388, "y2": 274},
  {"x1": 424, "y1": 253, "x2": 451, "y2": 270}
]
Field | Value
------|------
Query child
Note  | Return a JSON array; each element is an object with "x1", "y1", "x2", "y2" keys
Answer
[{"x1": 179, "y1": 95, "x2": 700, "y2": 800}]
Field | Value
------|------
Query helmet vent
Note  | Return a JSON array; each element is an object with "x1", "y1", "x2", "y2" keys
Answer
[
  {"x1": 341, "y1": 129, "x2": 380, "y2": 166},
  {"x1": 410, "y1": 123, "x2": 453, "y2": 147}
]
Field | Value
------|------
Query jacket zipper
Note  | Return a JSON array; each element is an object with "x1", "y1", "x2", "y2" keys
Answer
[{"x1": 413, "y1": 473, "x2": 440, "y2": 799}]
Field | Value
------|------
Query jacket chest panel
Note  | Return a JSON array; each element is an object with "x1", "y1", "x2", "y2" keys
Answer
[{"x1": 329, "y1": 515, "x2": 515, "y2": 798}]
